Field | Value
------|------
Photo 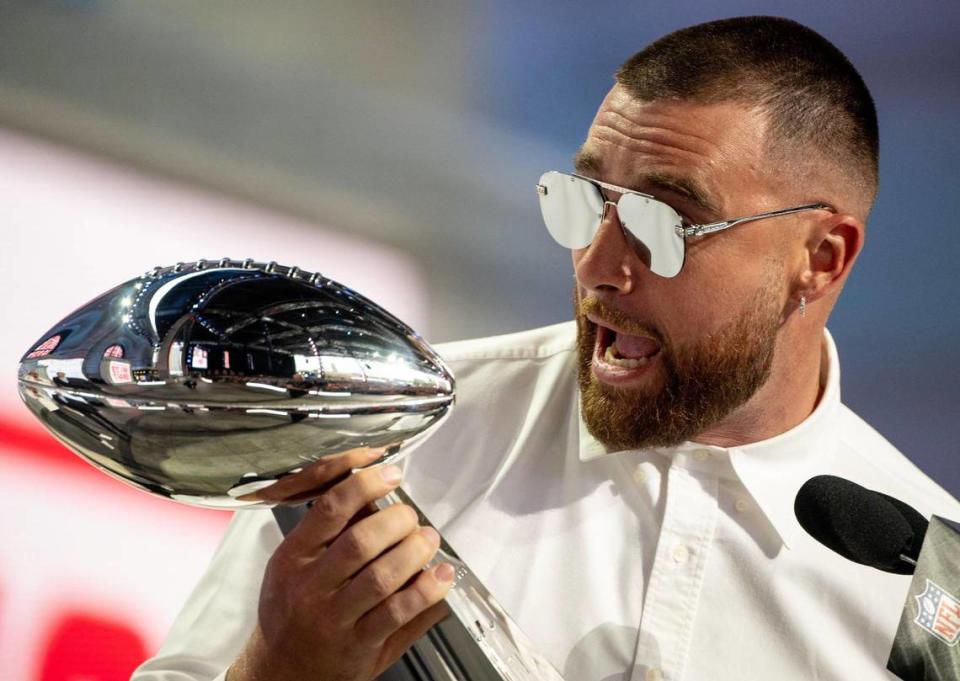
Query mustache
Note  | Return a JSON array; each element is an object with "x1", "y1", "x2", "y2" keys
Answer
[{"x1": 577, "y1": 297, "x2": 664, "y2": 345}]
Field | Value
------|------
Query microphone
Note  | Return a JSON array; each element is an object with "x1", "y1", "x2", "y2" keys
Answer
[
  {"x1": 796, "y1": 475, "x2": 960, "y2": 679},
  {"x1": 794, "y1": 475, "x2": 928, "y2": 575}
]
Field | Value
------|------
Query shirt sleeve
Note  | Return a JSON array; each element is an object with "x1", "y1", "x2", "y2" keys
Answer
[{"x1": 131, "y1": 508, "x2": 282, "y2": 680}]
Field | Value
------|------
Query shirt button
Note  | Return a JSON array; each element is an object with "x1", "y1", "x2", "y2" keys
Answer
[
  {"x1": 632, "y1": 467, "x2": 647, "y2": 483},
  {"x1": 672, "y1": 544, "x2": 690, "y2": 564},
  {"x1": 693, "y1": 449, "x2": 710, "y2": 461},
  {"x1": 735, "y1": 497, "x2": 750, "y2": 513},
  {"x1": 645, "y1": 668, "x2": 663, "y2": 681}
]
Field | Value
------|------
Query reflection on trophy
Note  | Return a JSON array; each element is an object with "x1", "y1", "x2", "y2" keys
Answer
[{"x1": 17, "y1": 259, "x2": 564, "y2": 681}]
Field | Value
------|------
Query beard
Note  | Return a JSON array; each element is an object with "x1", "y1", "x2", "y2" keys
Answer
[{"x1": 576, "y1": 284, "x2": 782, "y2": 451}]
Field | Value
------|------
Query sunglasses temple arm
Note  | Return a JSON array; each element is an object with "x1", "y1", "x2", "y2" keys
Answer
[{"x1": 677, "y1": 203, "x2": 835, "y2": 238}]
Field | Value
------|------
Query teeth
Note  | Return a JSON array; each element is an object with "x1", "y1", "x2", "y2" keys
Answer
[{"x1": 604, "y1": 344, "x2": 649, "y2": 368}]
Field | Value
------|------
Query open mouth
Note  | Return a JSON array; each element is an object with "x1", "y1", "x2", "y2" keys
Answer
[{"x1": 593, "y1": 320, "x2": 662, "y2": 370}]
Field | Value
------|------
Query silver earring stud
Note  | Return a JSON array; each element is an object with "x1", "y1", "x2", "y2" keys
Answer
[{"x1": 799, "y1": 295, "x2": 806, "y2": 319}]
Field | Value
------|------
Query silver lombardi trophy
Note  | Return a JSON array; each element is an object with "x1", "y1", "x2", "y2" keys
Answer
[{"x1": 17, "y1": 259, "x2": 564, "y2": 681}]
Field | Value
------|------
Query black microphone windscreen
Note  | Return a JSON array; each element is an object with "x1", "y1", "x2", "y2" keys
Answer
[
  {"x1": 794, "y1": 475, "x2": 925, "y2": 575},
  {"x1": 875, "y1": 490, "x2": 929, "y2": 557}
]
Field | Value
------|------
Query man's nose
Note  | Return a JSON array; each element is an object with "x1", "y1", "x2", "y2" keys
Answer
[{"x1": 573, "y1": 201, "x2": 641, "y2": 295}]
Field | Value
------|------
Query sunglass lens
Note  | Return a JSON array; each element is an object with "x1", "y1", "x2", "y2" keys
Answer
[
  {"x1": 537, "y1": 172, "x2": 603, "y2": 249},
  {"x1": 617, "y1": 193, "x2": 685, "y2": 277}
]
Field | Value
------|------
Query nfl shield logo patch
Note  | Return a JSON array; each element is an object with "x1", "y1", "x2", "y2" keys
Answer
[{"x1": 914, "y1": 579, "x2": 960, "y2": 645}]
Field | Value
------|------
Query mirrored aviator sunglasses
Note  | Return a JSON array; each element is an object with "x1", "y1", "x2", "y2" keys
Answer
[{"x1": 536, "y1": 170, "x2": 686, "y2": 278}]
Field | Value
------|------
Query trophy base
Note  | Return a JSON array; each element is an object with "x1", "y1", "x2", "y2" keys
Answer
[{"x1": 380, "y1": 617, "x2": 512, "y2": 681}]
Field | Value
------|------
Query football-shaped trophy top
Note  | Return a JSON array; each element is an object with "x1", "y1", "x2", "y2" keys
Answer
[{"x1": 17, "y1": 259, "x2": 455, "y2": 508}]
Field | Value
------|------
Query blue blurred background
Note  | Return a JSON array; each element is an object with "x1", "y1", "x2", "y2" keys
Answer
[{"x1": 1, "y1": 1, "x2": 957, "y2": 492}]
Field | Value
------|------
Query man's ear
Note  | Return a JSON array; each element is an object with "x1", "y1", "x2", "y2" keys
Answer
[{"x1": 799, "y1": 213, "x2": 865, "y2": 302}]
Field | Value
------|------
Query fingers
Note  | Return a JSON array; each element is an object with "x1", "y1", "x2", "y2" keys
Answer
[
  {"x1": 239, "y1": 446, "x2": 386, "y2": 504},
  {"x1": 372, "y1": 600, "x2": 453, "y2": 678},
  {"x1": 286, "y1": 463, "x2": 405, "y2": 551},
  {"x1": 309, "y1": 503, "x2": 420, "y2": 592},
  {"x1": 355, "y1": 562, "x2": 455, "y2": 644},
  {"x1": 346, "y1": 539, "x2": 455, "y2": 637}
]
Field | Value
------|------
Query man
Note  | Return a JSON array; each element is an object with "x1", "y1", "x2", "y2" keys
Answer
[{"x1": 134, "y1": 16, "x2": 959, "y2": 681}]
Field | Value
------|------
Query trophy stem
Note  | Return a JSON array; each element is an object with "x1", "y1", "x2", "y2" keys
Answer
[{"x1": 374, "y1": 488, "x2": 566, "y2": 681}]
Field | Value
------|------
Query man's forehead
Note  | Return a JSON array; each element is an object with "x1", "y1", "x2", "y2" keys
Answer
[
  {"x1": 577, "y1": 88, "x2": 774, "y2": 213},
  {"x1": 593, "y1": 84, "x2": 764, "y2": 137}
]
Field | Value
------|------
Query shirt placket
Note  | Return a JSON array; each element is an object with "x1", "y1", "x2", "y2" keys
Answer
[{"x1": 630, "y1": 458, "x2": 719, "y2": 681}]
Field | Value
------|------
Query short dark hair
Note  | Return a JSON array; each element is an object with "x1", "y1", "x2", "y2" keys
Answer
[{"x1": 615, "y1": 16, "x2": 878, "y2": 209}]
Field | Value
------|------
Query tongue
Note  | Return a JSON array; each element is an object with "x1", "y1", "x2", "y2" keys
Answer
[{"x1": 614, "y1": 333, "x2": 660, "y2": 359}]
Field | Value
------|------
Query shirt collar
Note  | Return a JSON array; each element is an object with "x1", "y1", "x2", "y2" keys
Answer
[{"x1": 577, "y1": 329, "x2": 842, "y2": 549}]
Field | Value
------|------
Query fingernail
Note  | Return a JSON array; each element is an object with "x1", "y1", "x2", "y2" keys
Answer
[
  {"x1": 404, "y1": 504, "x2": 420, "y2": 524},
  {"x1": 435, "y1": 563, "x2": 455, "y2": 583},
  {"x1": 380, "y1": 464, "x2": 403, "y2": 485},
  {"x1": 420, "y1": 526, "x2": 440, "y2": 546},
  {"x1": 365, "y1": 447, "x2": 386, "y2": 461}
]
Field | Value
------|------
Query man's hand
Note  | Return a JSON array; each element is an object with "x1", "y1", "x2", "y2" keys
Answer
[{"x1": 228, "y1": 447, "x2": 455, "y2": 681}]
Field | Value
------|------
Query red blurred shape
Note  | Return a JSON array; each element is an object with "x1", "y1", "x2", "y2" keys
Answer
[
  {"x1": 37, "y1": 611, "x2": 148, "y2": 681},
  {"x1": 0, "y1": 419, "x2": 91, "y2": 475}
]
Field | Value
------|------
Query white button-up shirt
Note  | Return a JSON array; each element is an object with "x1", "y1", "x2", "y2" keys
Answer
[{"x1": 133, "y1": 321, "x2": 960, "y2": 680}]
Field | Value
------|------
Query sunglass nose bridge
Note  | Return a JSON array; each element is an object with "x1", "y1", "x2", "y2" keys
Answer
[{"x1": 600, "y1": 200, "x2": 627, "y2": 231}]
